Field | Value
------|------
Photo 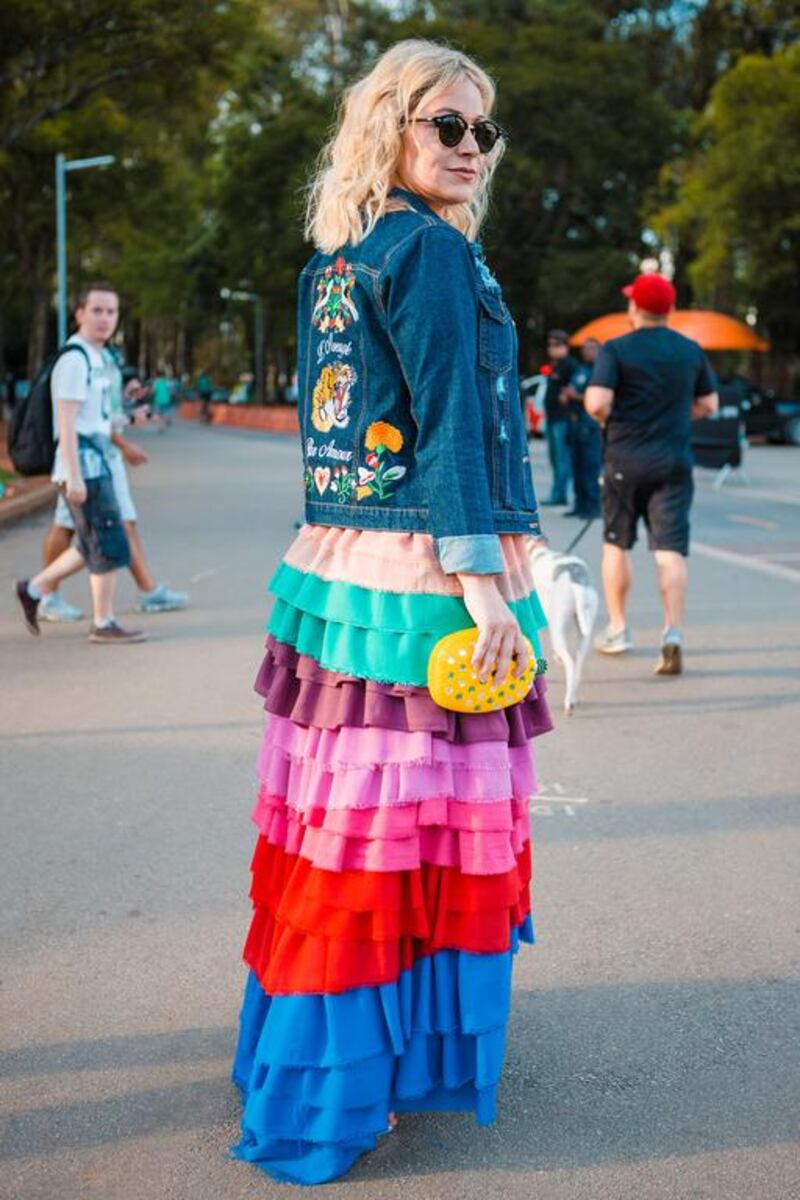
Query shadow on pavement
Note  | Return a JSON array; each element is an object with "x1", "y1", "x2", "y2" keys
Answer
[{"x1": 2, "y1": 977, "x2": 797, "y2": 1177}]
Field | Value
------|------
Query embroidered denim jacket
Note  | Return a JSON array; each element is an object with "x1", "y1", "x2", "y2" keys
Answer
[{"x1": 298, "y1": 187, "x2": 541, "y2": 574}]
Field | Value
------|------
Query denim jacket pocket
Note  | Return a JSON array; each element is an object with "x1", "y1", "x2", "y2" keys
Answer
[{"x1": 478, "y1": 290, "x2": 514, "y2": 374}]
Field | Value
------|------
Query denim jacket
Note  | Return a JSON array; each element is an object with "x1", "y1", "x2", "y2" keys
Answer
[{"x1": 298, "y1": 187, "x2": 541, "y2": 574}]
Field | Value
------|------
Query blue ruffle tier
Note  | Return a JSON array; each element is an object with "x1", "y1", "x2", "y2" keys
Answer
[{"x1": 231, "y1": 916, "x2": 533, "y2": 1185}]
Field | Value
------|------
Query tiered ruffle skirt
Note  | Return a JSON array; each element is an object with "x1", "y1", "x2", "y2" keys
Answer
[{"x1": 232, "y1": 526, "x2": 552, "y2": 1185}]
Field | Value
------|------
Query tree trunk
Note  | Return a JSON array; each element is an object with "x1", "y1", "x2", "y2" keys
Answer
[
  {"x1": 27, "y1": 265, "x2": 50, "y2": 380},
  {"x1": 138, "y1": 318, "x2": 148, "y2": 378}
]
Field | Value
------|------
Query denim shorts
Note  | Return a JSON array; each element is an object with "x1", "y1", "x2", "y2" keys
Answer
[
  {"x1": 55, "y1": 446, "x2": 137, "y2": 528},
  {"x1": 63, "y1": 471, "x2": 131, "y2": 574}
]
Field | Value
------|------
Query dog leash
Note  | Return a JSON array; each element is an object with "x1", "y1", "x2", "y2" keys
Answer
[{"x1": 564, "y1": 517, "x2": 595, "y2": 556}]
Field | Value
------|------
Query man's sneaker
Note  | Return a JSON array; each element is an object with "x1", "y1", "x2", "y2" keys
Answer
[
  {"x1": 89, "y1": 621, "x2": 147, "y2": 644},
  {"x1": 40, "y1": 592, "x2": 85, "y2": 623},
  {"x1": 594, "y1": 624, "x2": 633, "y2": 655},
  {"x1": 655, "y1": 631, "x2": 683, "y2": 676},
  {"x1": 14, "y1": 581, "x2": 41, "y2": 635},
  {"x1": 137, "y1": 583, "x2": 189, "y2": 613}
]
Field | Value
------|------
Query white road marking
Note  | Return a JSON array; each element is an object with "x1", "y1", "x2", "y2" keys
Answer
[
  {"x1": 190, "y1": 569, "x2": 218, "y2": 583},
  {"x1": 707, "y1": 486, "x2": 800, "y2": 508},
  {"x1": 532, "y1": 794, "x2": 589, "y2": 805},
  {"x1": 728, "y1": 513, "x2": 779, "y2": 531},
  {"x1": 529, "y1": 788, "x2": 590, "y2": 818},
  {"x1": 693, "y1": 540, "x2": 800, "y2": 583}
]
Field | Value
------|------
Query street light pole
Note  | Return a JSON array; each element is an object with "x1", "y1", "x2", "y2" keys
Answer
[
  {"x1": 55, "y1": 154, "x2": 68, "y2": 346},
  {"x1": 55, "y1": 153, "x2": 116, "y2": 344}
]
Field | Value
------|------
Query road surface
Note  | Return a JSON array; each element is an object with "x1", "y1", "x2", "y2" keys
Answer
[{"x1": 1, "y1": 425, "x2": 798, "y2": 1200}]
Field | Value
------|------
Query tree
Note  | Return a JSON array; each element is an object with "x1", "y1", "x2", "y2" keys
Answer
[
  {"x1": 651, "y1": 43, "x2": 800, "y2": 353},
  {"x1": 0, "y1": 0, "x2": 260, "y2": 375}
]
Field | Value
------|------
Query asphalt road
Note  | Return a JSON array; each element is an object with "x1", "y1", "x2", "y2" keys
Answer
[{"x1": 1, "y1": 424, "x2": 798, "y2": 1200}]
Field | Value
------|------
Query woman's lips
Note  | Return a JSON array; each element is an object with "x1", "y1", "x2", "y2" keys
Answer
[{"x1": 449, "y1": 168, "x2": 477, "y2": 180}]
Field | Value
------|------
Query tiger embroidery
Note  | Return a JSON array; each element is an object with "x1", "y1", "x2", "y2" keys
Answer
[{"x1": 311, "y1": 362, "x2": 357, "y2": 433}]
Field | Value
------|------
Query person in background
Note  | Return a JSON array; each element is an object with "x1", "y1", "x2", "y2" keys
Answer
[
  {"x1": 195, "y1": 370, "x2": 214, "y2": 423},
  {"x1": 561, "y1": 337, "x2": 602, "y2": 519},
  {"x1": 39, "y1": 339, "x2": 189, "y2": 622},
  {"x1": 585, "y1": 272, "x2": 719, "y2": 675},
  {"x1": 542, "y1": 329, "x2": 578, "y2": 506},
  {"x1": 14, "y1": 282, "x2": 145, "y2": 644},
  {"x1": 151, "y1": 371, "x2": 173, "y2": 428}
]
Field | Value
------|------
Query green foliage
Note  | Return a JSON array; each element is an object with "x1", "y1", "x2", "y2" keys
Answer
[
  {"x1": 0, "y1": 0, "x2": 262, "y2": 370},
  {"x1": 652, "y1": 43, "x2": 800, "y2": 350},
  {"x1": 0, "y1": 0, "x2": 795, "y2": 377}
]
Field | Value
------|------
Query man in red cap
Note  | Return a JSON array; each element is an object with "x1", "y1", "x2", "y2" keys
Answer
[{"x1": 584, "y1": 272, "x2": 719, "y2": 675}]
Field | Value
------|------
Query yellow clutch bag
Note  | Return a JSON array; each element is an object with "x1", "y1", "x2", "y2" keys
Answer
[{"x1": 427, "y1": 628, "x2": 544, "y2": 713}]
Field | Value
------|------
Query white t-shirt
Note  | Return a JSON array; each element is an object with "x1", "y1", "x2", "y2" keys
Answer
[{"x1": 51, "y1": 334, "x2": 113, "y2": 481}]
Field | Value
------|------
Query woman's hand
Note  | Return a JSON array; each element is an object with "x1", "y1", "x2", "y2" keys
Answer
[{"x1": 458, "y1": 573, "x2": 529, "y2": 684}]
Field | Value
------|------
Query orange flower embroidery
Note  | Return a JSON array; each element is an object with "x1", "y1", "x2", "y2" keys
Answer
[{"x1": 364, "y1": 421, "x2": 403, "y2": 453}]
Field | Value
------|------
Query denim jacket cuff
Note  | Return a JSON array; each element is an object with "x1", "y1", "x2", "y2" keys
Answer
[{"x1": 435, "y1": 534, "x2": 504, "y2": 575}]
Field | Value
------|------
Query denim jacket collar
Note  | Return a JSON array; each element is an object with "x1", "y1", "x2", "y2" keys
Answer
[{"x1": 389, "y1": 187, "x2": 494, "y2": 278}]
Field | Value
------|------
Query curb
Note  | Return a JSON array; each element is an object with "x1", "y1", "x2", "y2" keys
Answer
[
  {"x1": 178, "y1": 401, "x2": 299, "y2": 434},
  {"x1": 0, "y1": 481, "x2": 57, "y2": 529}
]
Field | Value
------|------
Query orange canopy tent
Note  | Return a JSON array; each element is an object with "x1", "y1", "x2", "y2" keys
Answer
[{"x1": 571, "y1": 310, "x2": 770, "y2": 352}]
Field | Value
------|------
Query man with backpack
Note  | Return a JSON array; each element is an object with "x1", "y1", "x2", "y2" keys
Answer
[
  {"x1": 13, "y1": 282, "x2": 146, "y2": 644},
  {"x1": 37, "y1": 347, "x2": 189, "y2": 623}
]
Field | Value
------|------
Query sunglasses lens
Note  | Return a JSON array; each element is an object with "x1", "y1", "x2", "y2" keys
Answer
[
  {"x1": 436, "y1": 115, "x2": 467, "y2": 148},
  {"x1": 474, "y1": 121, "x2": 500, "y2": 153}
]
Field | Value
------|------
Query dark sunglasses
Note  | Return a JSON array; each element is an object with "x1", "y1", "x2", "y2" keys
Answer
[{"x1": 409, "y1": 113, "x2": 507, "y2": 154}]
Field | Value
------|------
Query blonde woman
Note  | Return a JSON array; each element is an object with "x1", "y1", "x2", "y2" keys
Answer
[{"x1": 232, "y1": 39, "x2": 552, "y2": 1185}]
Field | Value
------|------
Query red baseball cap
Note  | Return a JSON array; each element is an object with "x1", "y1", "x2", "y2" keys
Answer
[{"x1": 622, "y1": 273, "x2": 676, "y2": 316}]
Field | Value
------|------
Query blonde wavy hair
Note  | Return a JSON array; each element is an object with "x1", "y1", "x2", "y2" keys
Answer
[{"x1": 306, "y1": 40, "x2": 504, "y2": 253}]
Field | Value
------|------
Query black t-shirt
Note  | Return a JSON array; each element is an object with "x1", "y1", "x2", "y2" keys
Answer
[
  {"x1": 590, "y1": 327, "x2": 716, "y2": 474},
  {"x1": 545, "y1": 354, "x2": 579, "y2": 423}
]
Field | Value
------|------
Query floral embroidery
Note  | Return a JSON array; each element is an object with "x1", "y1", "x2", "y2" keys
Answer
[
  {"x1": 330, "y1": 466, "x2": 356, "y2": 502},
  {"x1": 311, "y1": 256, "x2": 360, "y2": 333},
  {"x1": 304, "y1": 462, "x2": 357, "y2": 504},
  {"x1": 356, "y1": 421, "x2": 406, "y2": 501},
  {"x1": 311, "y1": 362, "x2": 357, "y2": 433},
  {"x1": 364, "y1": 420, "x2": 404, "y2": 454}
]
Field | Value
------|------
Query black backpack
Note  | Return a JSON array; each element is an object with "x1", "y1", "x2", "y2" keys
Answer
[{"x1": 8, "y1": 343, "x2": 91, "y2": 476}]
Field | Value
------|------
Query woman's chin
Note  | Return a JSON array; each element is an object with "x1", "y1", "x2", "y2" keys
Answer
[{"x1": 421, "y1": 182, "x2": 478, "y2": 211}]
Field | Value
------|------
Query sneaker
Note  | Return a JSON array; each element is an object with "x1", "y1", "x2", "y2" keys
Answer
[
  {"x1": 14, "y1": 580, "x2": 40, "y2": 636},
  {"x1": 594, "y1": 624, "x2": 633, "y2": 655},
  {"x1": 137, "y1": 583, "x2": 189, "y2": 613},
  {"x1": 655, "y1": 631, "x2": 683, "y2": 676},
  {"x1": 89, "y1": 621, "x2": 147, "y2": 644},
  {"x1": 40, "y1": 592, "x2": 85, "y2": 623}
]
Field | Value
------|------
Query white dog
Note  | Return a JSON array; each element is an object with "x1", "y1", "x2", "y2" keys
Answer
[{"x1": 527, "y1": 538, "x2": 599, "y2": 715}]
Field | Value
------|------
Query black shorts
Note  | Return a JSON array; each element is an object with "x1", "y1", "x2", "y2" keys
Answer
[
  {"x1": 602, "y1": 462, "x2": 694, "y2": 556},
  {"x1": 63, "y1": 472, "x2": 131, "y2": 574}
]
